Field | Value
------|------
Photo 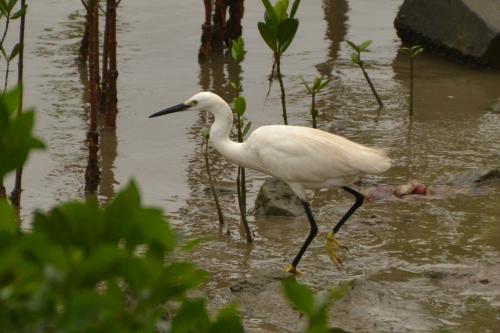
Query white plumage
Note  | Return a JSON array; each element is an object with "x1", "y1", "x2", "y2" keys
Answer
[{"x1": 150, "y1": 91, "x2": 391, "y2": 273}]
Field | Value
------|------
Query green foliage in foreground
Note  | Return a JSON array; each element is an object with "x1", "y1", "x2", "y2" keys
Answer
[
  {"x1": 283, "y1": 279, "x2": 350, "y2": 333},
  {"x1": 0, "y1": 182, "x2": 244, "y2": 332},
  {"x1": 0, "y1": 87, "x2": 44, "y2": 179}
]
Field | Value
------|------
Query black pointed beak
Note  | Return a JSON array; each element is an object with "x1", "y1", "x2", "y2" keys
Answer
[{"x1": 149, "y1": 103, "x2": 191, "y2": 118}]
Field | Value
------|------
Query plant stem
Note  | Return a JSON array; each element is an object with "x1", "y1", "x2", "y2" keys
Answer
[
  {"x1": 104, "y1": 0, "x2": 118, "y2": 128},
  {"x1": 2, "y1": 60, "x2": 10, "y2": 95},
  {"x1": 10, "y1": 0, "x2": 26, "y2": 210},
  {"x1": 359, "y1": 63, "x2": 383, "y2": 107},
  {"x1": 236, "y1": 114, "x2": 252, "y2": 243},
  {"x1": 275, "y1": 54, "x2": 288, "y2": 125},
  {"x1": 84, "y1": 0, "x2": 101, "y2": 194},
  {"x1": 204, "y1": 141, "x2": 224, "y2": 226},
  {"x1": 409, "y1": 56, "x2": 414, "y2": 117},
  {"x1": 311, "y1": 92, "x2": 317, "y2": 128}
]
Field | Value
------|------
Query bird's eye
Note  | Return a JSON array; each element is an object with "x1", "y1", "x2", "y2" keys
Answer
[{"x1": 191, "y1": 100, "x2": 198, "y2": 106}]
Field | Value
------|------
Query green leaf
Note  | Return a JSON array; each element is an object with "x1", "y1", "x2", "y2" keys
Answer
[
  {"x1": 282, "y1": 279, "x2": 315, "y2": 315},
  {"x1": 242, "y1": 121, "x2": 252, "y2": 138},
  {"x1": 0, "y1": 45, "x2": 7, "y2": 60},
  {"x1": 0, "y1": 200, "x2": 17, "y2": 235},
  {"x1": 261, "y1": 0, "x2": 278, "y2": 24},
  {"x1": 329, "y1": 282, "x2": 350, "y2": 303},
  {"x1": 234, "y1": 96, "x2": 246, "y2": 117},
  {"x1": 345, "y1": 40, "x2": 359, "y2": 52},
  {"x1": 312, "y1": 77, "x2": 321, "y2": 91},
  {"x1": 318, "y1": 78, "x2": 331, "y2": 91},
  {"x1": 258, "y1": 22, "x2": 278, "y2": 52},
  {"x1": 10, "y1": 3, "x2": 26, "y2": 19},
  {"x1": 231, "y1": 36, "x2": 246, "y2": 63},
  {"x1": 274, "y1": 0, "x2": 289, "y2": 21},
  {"x1": 359, "y1": 39, "x2": 372, "y2": 51},
  {"x1": 171, "y1": 299, "x2": 210, "y2": 333},
  {"x1": 0, "y1": 100, "x2": 45, "y2": 179},
  {"x1": 201, "y1": 127, "x2": 209, "y2": 140},
  {"x1": 0, "y1": 0, "x2": 8, "y2": 15},
  {"x1": 290, "y1": 0, "x2": 301, "y2": 18},
  {"x1": 209, "y1": 305, "x2": 245, "y2": 333},
  {"x1": 277, "y1": 17, "x2": 299, "y2": 53},
  {"x1": 351, "y1": 52, "x2": 361, "y2": 65},
  {"x1": 230, "y1": 81, "x2": 240, "y2": 92},
  {"x1": 9, "y1": 43, "x2": 21, "y2": 61},
  {"x1": 7, "y1": 0, "x2": 17, "y2": 12},
  {"x1": 300, "y1": 76, "x2": 312, "y2": 94},
  {"x1": 412, "y1": 46, "x2": 424, "y2": 57}
]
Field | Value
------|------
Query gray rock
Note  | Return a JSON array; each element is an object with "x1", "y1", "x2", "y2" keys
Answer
[
  {"x1": 394, "y1": 0, "x2": 500, "y2": 66},
  {"x1": 332, "y1": 279, "x2": 441, "y2": 332},
  {"x1": 446, "y1": 167, "x2": 500, "y2": 186},
  {"x1": 254, "y1": 177, "x2": 304, "y2": 218}
]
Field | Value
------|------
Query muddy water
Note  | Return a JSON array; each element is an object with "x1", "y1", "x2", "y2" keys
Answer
[{"x1": 6, "y1": 0, "x2": 500, "y2": 331}]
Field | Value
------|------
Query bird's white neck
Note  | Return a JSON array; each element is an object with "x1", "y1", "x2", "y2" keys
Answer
[{"x1": 208, "y1": 101, "x2": 247, "y2": 167}]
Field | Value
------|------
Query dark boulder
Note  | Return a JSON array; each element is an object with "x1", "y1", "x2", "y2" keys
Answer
[{"x1": 394, "y1": 0, "x2": 500, "y2": 66}]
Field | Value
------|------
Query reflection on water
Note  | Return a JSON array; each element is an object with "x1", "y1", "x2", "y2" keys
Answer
[{"x1": 21, "y1": 0, "x2": 500, "y2": 332}]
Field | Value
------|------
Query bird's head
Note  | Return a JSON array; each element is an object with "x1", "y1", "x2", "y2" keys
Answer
[{"x1": 149, "y1": 91, "x2": 228, "y2": 119}]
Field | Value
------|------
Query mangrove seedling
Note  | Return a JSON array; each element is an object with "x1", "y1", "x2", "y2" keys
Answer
[
  {"x1": 400, "y1": 44, "x2": 423, "y2": 116},
  {"x1": 233, "y1": 95, "x2": 253, "y2": 243},
  {"x1": 258, "y1": 0, "x2": 301, "y2": 125},
  {"x1": 300, "y1": 75, "x2": 331, "y2": 128},
  {"x1": 231, "y1": 36, "x2": 253, "y2": 243},
  {"x1": 202, "y1": 129, "x2": 224, "y2": 226},
  {"x1": 0, "y1": 0, "x2": 27, "y2": 94},
  {"x1": 346, "y1": 40, "x2": 383, "y2": 107}
]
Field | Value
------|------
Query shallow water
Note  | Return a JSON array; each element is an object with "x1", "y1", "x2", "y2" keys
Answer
[{"x1": 5, "y1": 0, "x2": 500, "y2": 331}]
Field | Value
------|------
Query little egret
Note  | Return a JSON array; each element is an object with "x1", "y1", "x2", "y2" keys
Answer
[{"x1": 150, "y1": 92, "x2": 391, "y2": 274}]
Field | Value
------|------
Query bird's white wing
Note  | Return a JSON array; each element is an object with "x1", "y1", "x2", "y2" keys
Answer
[{"x1": 245, "y1": 125, "x2": 391, "y2": 184}]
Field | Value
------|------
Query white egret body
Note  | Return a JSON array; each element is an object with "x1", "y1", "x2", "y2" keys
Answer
[{"x1": 150, "y1": 92, "x2": 391, "y2": 273}]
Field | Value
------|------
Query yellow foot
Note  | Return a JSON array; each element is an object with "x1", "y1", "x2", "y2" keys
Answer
[
  {"x1": 285, "y1": 264, "x2": 303, "y2": 275},
  {"x1": 326, "y1": 231, "x2": 344, "y2": 270}
]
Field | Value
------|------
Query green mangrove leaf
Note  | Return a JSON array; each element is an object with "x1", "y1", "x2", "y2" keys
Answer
[
  {"x1": 234, "y1": 96, "x2": 246, "y2": 117},
  {"x1": 10, "y1": 3, "x2": 26, "y2": 19},
  {"x1": 0, "y1": 200, "x2": 16, "y2": 235},
  {"x1": 201, "y1": 127, "x2": 210, "y2": 140},
  {"x1": 290, "y1": 0, "x2": 301, "y2": 18},
  {"x1": 261, "y1": 0, "x2": 278, "y2": 25},
  {"x1": 300, "y1": 76, "x2": 312, "y2": 94},
  {"x1": 351, "y1": 52, "x2": 360, "y2": 65},
  {"x1": 258, "y1": 21, "x2": 278, "y2": 52},
  {"x1": 359, "y1": 39, "x2": 372, "y2": 51},
  {"x1": 282, "y1": 279, "x2": 315, "y2": 316},
  {"x1": 231, "y1": 36, "x2": 246, "y2": 63},
  {"x1": 345, "y1": 40, "x2": 359, "y2": 52},
  {"x1": 274, "y1": 0, "x2": 289, "y2": 21},
  {"x1": 277, "y1": 17, "x2": 299, "y2": 53},
  {"x1": 242, "y1": 121, "x2": 252, "y2": 138},
  {"x1": 171, "y1": 299, "x2": 210, "y2": 333},
  {"x1": 9, "y1": 43, "x2": 21, "y2": 61}
]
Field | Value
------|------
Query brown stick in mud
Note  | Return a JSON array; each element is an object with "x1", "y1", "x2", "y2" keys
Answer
[
  {"x1": 84, "y1": 0, "x2": 101, "y2": 194},
  {"x1": 199, "y1": 0, "x2": 213, "y2": 60},
  {"x1": 226, "y1": 0, "x2": 244, "y2": 46},
  {"x1": 104, "y1": 0, "x2": 118, "y2": 128}
]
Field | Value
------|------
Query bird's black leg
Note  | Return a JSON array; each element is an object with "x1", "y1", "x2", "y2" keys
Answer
[
  {"x1": 332, "y1": 186, "x2": 364, "y2": 233},
  {"x1": 326, "y1": 186, "x2": 364, "y2": 269},
  {"x1": 286, "y1": 201, "x2": 318, "y2": 274}
]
